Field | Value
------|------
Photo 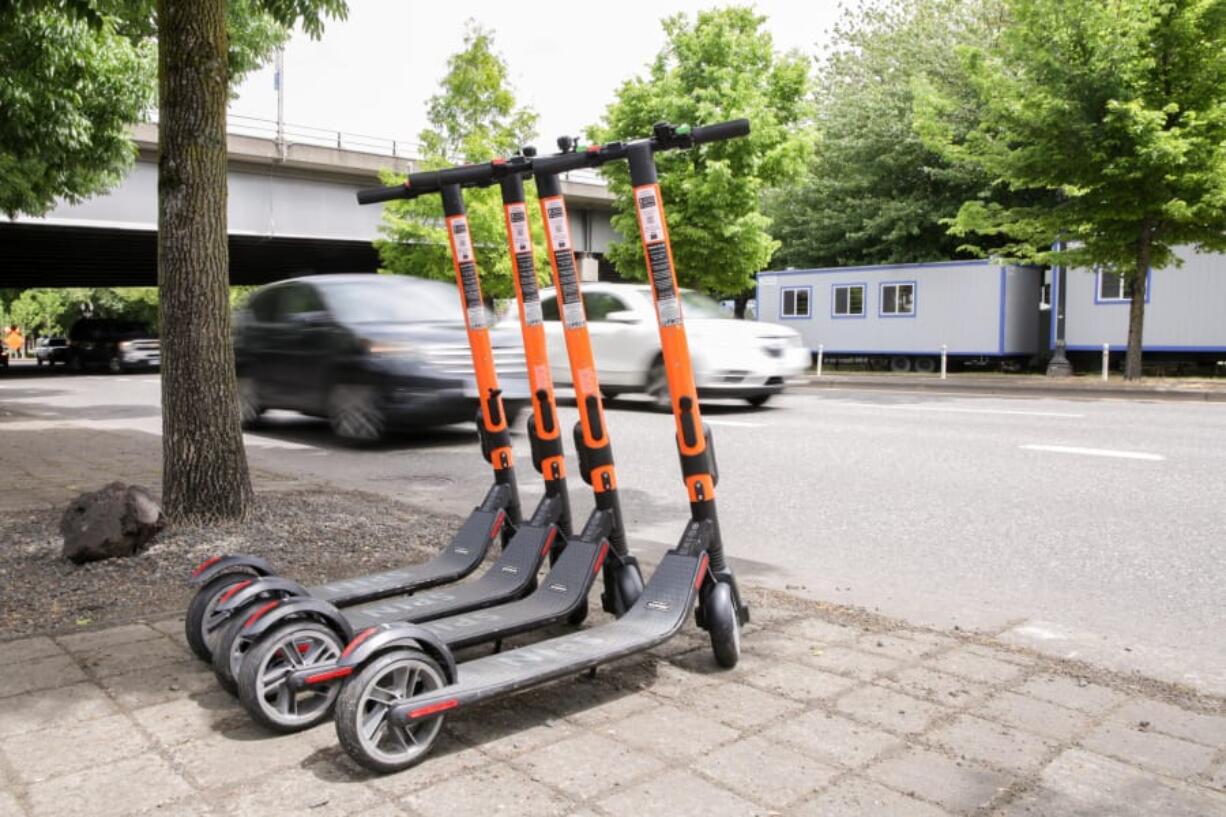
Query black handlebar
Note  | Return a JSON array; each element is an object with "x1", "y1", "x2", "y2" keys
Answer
[
  {"x1": 355, "y1": 118, "x2": 750, "y2": 205},
  {"x1": 690, "y1": 118, "x2": 750, "y2": 145},
  {"x1": 355, "y1": 184, "x2": 409, "y2": 205}
]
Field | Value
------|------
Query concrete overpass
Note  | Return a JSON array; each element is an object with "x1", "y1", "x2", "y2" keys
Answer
[{"x1": 1, "y1": 122, "x2": 617, "y2": 288}]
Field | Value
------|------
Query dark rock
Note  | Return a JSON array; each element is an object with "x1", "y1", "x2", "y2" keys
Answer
[{"x1": 60, "y1": 482, "x2": 165, "y2": 564}]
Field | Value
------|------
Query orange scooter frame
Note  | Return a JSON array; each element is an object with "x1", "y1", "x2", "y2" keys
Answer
[{"x1": 533, "y1": 162, "x2": 644, "y2": 615}]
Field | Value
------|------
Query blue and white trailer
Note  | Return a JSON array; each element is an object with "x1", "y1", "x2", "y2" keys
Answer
[
  {"x1": 1057, "y1": 246, "x2": 1226, "y2": 369},
  {"x1": 756, "y1": 260, "x2": 1044, "y2": 372}
]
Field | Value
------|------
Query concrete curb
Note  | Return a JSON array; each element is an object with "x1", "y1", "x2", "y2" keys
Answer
[{"x1": 796, "y1": 374, "x2": 1226, "y2": 402}]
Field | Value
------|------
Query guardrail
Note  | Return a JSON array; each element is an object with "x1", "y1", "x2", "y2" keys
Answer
[{"x1": 146, "y1": 112, "x2": 611, "y2": 188}]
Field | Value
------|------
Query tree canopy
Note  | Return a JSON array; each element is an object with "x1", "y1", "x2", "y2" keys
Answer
[
  {"x1": 0, "y1": 6, "x2": 155, "y2": 217},
  {"x1": 916, "y1": 0, "x2": 1226, "y2": 377},
  {"x1": 764, "y1": 0, "x2": 1007, "y2": 270},
  {"x1": 591, "y1": 6, "x2": 811, "y2": 297},
  {"x1": 0, "y1": 0, "x2": 341, "y2": 219},
  {"x1": 376, "y1": 20, "x2": 545, "y2": 299}
]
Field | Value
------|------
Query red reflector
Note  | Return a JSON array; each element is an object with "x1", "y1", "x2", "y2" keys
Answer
[
  {"x1": 490, "y1": 511, "x2": 506, "y2": 539},
  {"x1": 341, "y1": 627, "x2": 378, "y2": 658},
  {"x1": 192, "y1": 556, "x2": 222, "y2": 576},
  {"x1": 492, "y1": 157, "x2": 506, "y2": 165},
  {"x1": 694, "y1": 553, "x2": 710, "y2": 590},
  {"x1": 304, "y1": 666, "x2": 353, "y2": 685},
  {"x1": 593, "y1": 541, "x2": 609, "y2": 575},
  {"x1": 541, "y1": 527, "x2": 557, "y2": 557},
  {"x1": 244, "y1": 600, "x2": 280, "y2": 629},
  {"x1": 218, "y1": 579, "x2": 252, "y2": 604},
  {"x1": 408, "y1": 699, "x2": 458, "y2": 720},
  {"x1": 586, "y1": 144, "x2": 601, "y2": 153}
]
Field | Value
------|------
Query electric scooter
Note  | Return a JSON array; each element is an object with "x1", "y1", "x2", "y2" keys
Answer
[
  {"x1": 329, "y1": 121, "x2": 751, "y2": 773},
  {"x1": 182, "y1": 220, "x2": 531, "y2": 670},
  {"x1": 218, "y1": 159, "x2": 639, "y2": 730}
]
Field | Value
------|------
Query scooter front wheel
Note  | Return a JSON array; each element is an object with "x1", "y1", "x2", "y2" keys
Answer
[
  {"x1": 615, "y1": 561, "x2": 644, "y2": 615},
  {"x1": 336, "y1": 649, "x2": 447, "y2": 774},
  {"x1": 238, "y1": 620, "x2": 345, "y2": 733},
  {"x1": 705, "y1": 581, "x2": 741, "y2": 669},
  {"x1": 185, "y1": 573, "x2": 254, "y2": 662}
]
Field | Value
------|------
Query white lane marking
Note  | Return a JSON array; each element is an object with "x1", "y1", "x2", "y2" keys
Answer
[
  {"x1": 704, "y1": 419, "x2": 764, "y2": 428},
  {"x1": 834, "y1": 401, "x2": 1084, "y2": 419},
  {"x1": 1019, "y1": 444, "x2": 1165, "y2": 461}
]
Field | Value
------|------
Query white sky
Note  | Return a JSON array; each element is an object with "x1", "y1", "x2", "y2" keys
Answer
[{"x1": 229, "y1": 1, "x2": 842, "y2": 155}]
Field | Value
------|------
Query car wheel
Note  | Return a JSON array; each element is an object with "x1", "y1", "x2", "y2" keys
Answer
[
  {"x1": 913, "y1": 357, "x2": 937, "y2": 375},
  {"x1": 329, "y1": 383, "x2": 385, "y2": 443},
  {"x1": 888, "y1": 355, "x2": 912, "y2": 373},
  {"x1": 237, "y1": 377, "x2": 264, "y2": 428},
  {"x1": 645, "y1": 359, "x2": 671, "y2": 411},
  {"x1": 107, "y1": 354, "x2": 123, "y2": 374},
  {"x1": 745, "y1": 394, "x2": 770, "y2": 408}
]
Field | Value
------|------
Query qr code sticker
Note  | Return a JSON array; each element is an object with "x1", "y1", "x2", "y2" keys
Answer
[
  {"x1": 467, "y1": 305, "x2": 487, "y2": 329},
  {"x1": 562, "y1": 300, "x2": 585, "y2": 329},
  {"x1": 656, "y1": 297, "x2": 682, "y2": 327}
]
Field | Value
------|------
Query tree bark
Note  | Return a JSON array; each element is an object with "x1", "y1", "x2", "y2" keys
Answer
[
  {"x1": 157, "y1": 0, "x2": 253, "y2": 522},
  {"x1": 1124, "y1": 223, "x2": 1151, "y2": 381},
  {"x1": 733, "y1": 292, "x2": 749, "y2": 319}
]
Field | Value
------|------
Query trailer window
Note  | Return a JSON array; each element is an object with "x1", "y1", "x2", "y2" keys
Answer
[
  {"x1": 781, "y1": 287, "x2": 811, "y2": 318},
  {"x1": 1098, "y1": 271, "x2": 1140, "y2": 301},
  {"x1": 881, "y1": 283, "x2": 915, "y2": 316},
  {"x1": 832, "y1": 285, "x2": 865, "y2": 317}
]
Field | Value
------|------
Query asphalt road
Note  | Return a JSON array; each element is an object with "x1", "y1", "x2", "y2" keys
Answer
[{"x1": 3, "y1": 363, "x2": 1223, "y2": 693}]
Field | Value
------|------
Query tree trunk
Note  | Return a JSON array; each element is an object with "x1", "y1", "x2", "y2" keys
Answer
[
  {"x1": 733, "y1": 293, "x2": 748, "y2": 319},
  {"x1": 157, "y1": 0, "x2": 253, "y2": 522},
  {"x1": 1124, "y1": 224, "x2": 1151, "y2": 381}
]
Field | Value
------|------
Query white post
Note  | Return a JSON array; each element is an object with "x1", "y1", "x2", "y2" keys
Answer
[
  {"x1": 1102, "y1": 343, "x2": 1110, "y2": 381},
  {"x1": 274, "y1": 46, "x2": 286, "y2": 160},
  {"x1": 940, "y1": 344, "x2": 948, "y2": 380},
  {"x1": 816, "y1": 344, "x2": 824, "y2": 378}
]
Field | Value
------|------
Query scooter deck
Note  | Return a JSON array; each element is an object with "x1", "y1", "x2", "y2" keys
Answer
[
  {"x1": 392, "y1": 552, "x2": 703, "y2": 718},
  {"x1": 420, "y1": 535, "x2": 606, "y2": 650},
  {"x1": 338, "y1": 521, "x2": 557, "y2": 630},
  {"x1": 308, "y1": 507, "x2": 506, "y2": 606},
  {"x1": 298, "y1": 533, "x2": 608, "y2": 695}
]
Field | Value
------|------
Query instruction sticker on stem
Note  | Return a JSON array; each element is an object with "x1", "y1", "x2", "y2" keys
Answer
[
  {"x1": 449, "y1": 217, "x2": 487, "y2": 329},
  {"x1": 635, "y1": 185, "x2": 682, "y2": 327}
]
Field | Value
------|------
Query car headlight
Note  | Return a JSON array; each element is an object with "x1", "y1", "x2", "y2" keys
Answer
[
  {"x1": 118, "y1": 341, "x2": 133, "y2": 350},
  {"x1": 362, "y1": 340, "x2": 422, "y2": 361}
]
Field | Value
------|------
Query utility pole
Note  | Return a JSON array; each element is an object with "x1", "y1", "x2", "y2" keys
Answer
[
  {"x1": 1046, "y1": 239, "x2": 1074, "y2": 377},
  {"x1": 274, "y1": 46, "x2": 286, "y2": 161}
]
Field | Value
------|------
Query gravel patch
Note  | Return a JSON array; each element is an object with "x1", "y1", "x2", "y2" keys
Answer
[{"x1": 0, "y1": 488, "x2": 461, "y2": 639}]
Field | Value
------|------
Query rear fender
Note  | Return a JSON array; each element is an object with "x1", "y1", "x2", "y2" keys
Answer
[
  {"x1": 189, "y1": 554, "x2": 275, "y2": 587},
  {"x1": 206, "y1": 577, "x2": 309, "y2": 635},
  {"x1": 335, "y1": 624, "x2": 457, "y2": 685},
  {"x1": 239, "y1": 598, "x2": 353, "y2": 644}
]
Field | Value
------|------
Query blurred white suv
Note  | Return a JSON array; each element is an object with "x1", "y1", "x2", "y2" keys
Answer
[{"x1": 534, "y1": 282, "x2": 809, "y2": 407}]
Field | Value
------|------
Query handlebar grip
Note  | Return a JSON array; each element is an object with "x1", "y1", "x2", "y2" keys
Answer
[
  {"x1": 690, "y1": 118, "x2": 751, "y2": 145},
  {"x1": 356, "y1": 184, "x2": 408, "y2": 205}
]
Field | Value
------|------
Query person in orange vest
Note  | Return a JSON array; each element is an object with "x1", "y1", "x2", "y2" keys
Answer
[{"x1": 4, "y1": 326, "x2": 24, "y2": 363}]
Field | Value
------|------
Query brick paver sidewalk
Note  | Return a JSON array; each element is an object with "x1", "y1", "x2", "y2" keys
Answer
[{"x1": 2, "y1": 590, "x2": 1223, "y2": 817}]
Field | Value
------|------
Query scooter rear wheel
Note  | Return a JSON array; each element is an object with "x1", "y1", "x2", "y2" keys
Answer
[
  {"x1": 336, "y1": 649, "x2": 447, "y2": 774},
  {"x1": 705, "y1": 581, "x2": 741, "y2": 669},
  {"x1": 238, "y1": 621, "x2": 345, "y2": 733},
  {"x1": 186, "y1": 573, "x2": 253, "y2": 662}
]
